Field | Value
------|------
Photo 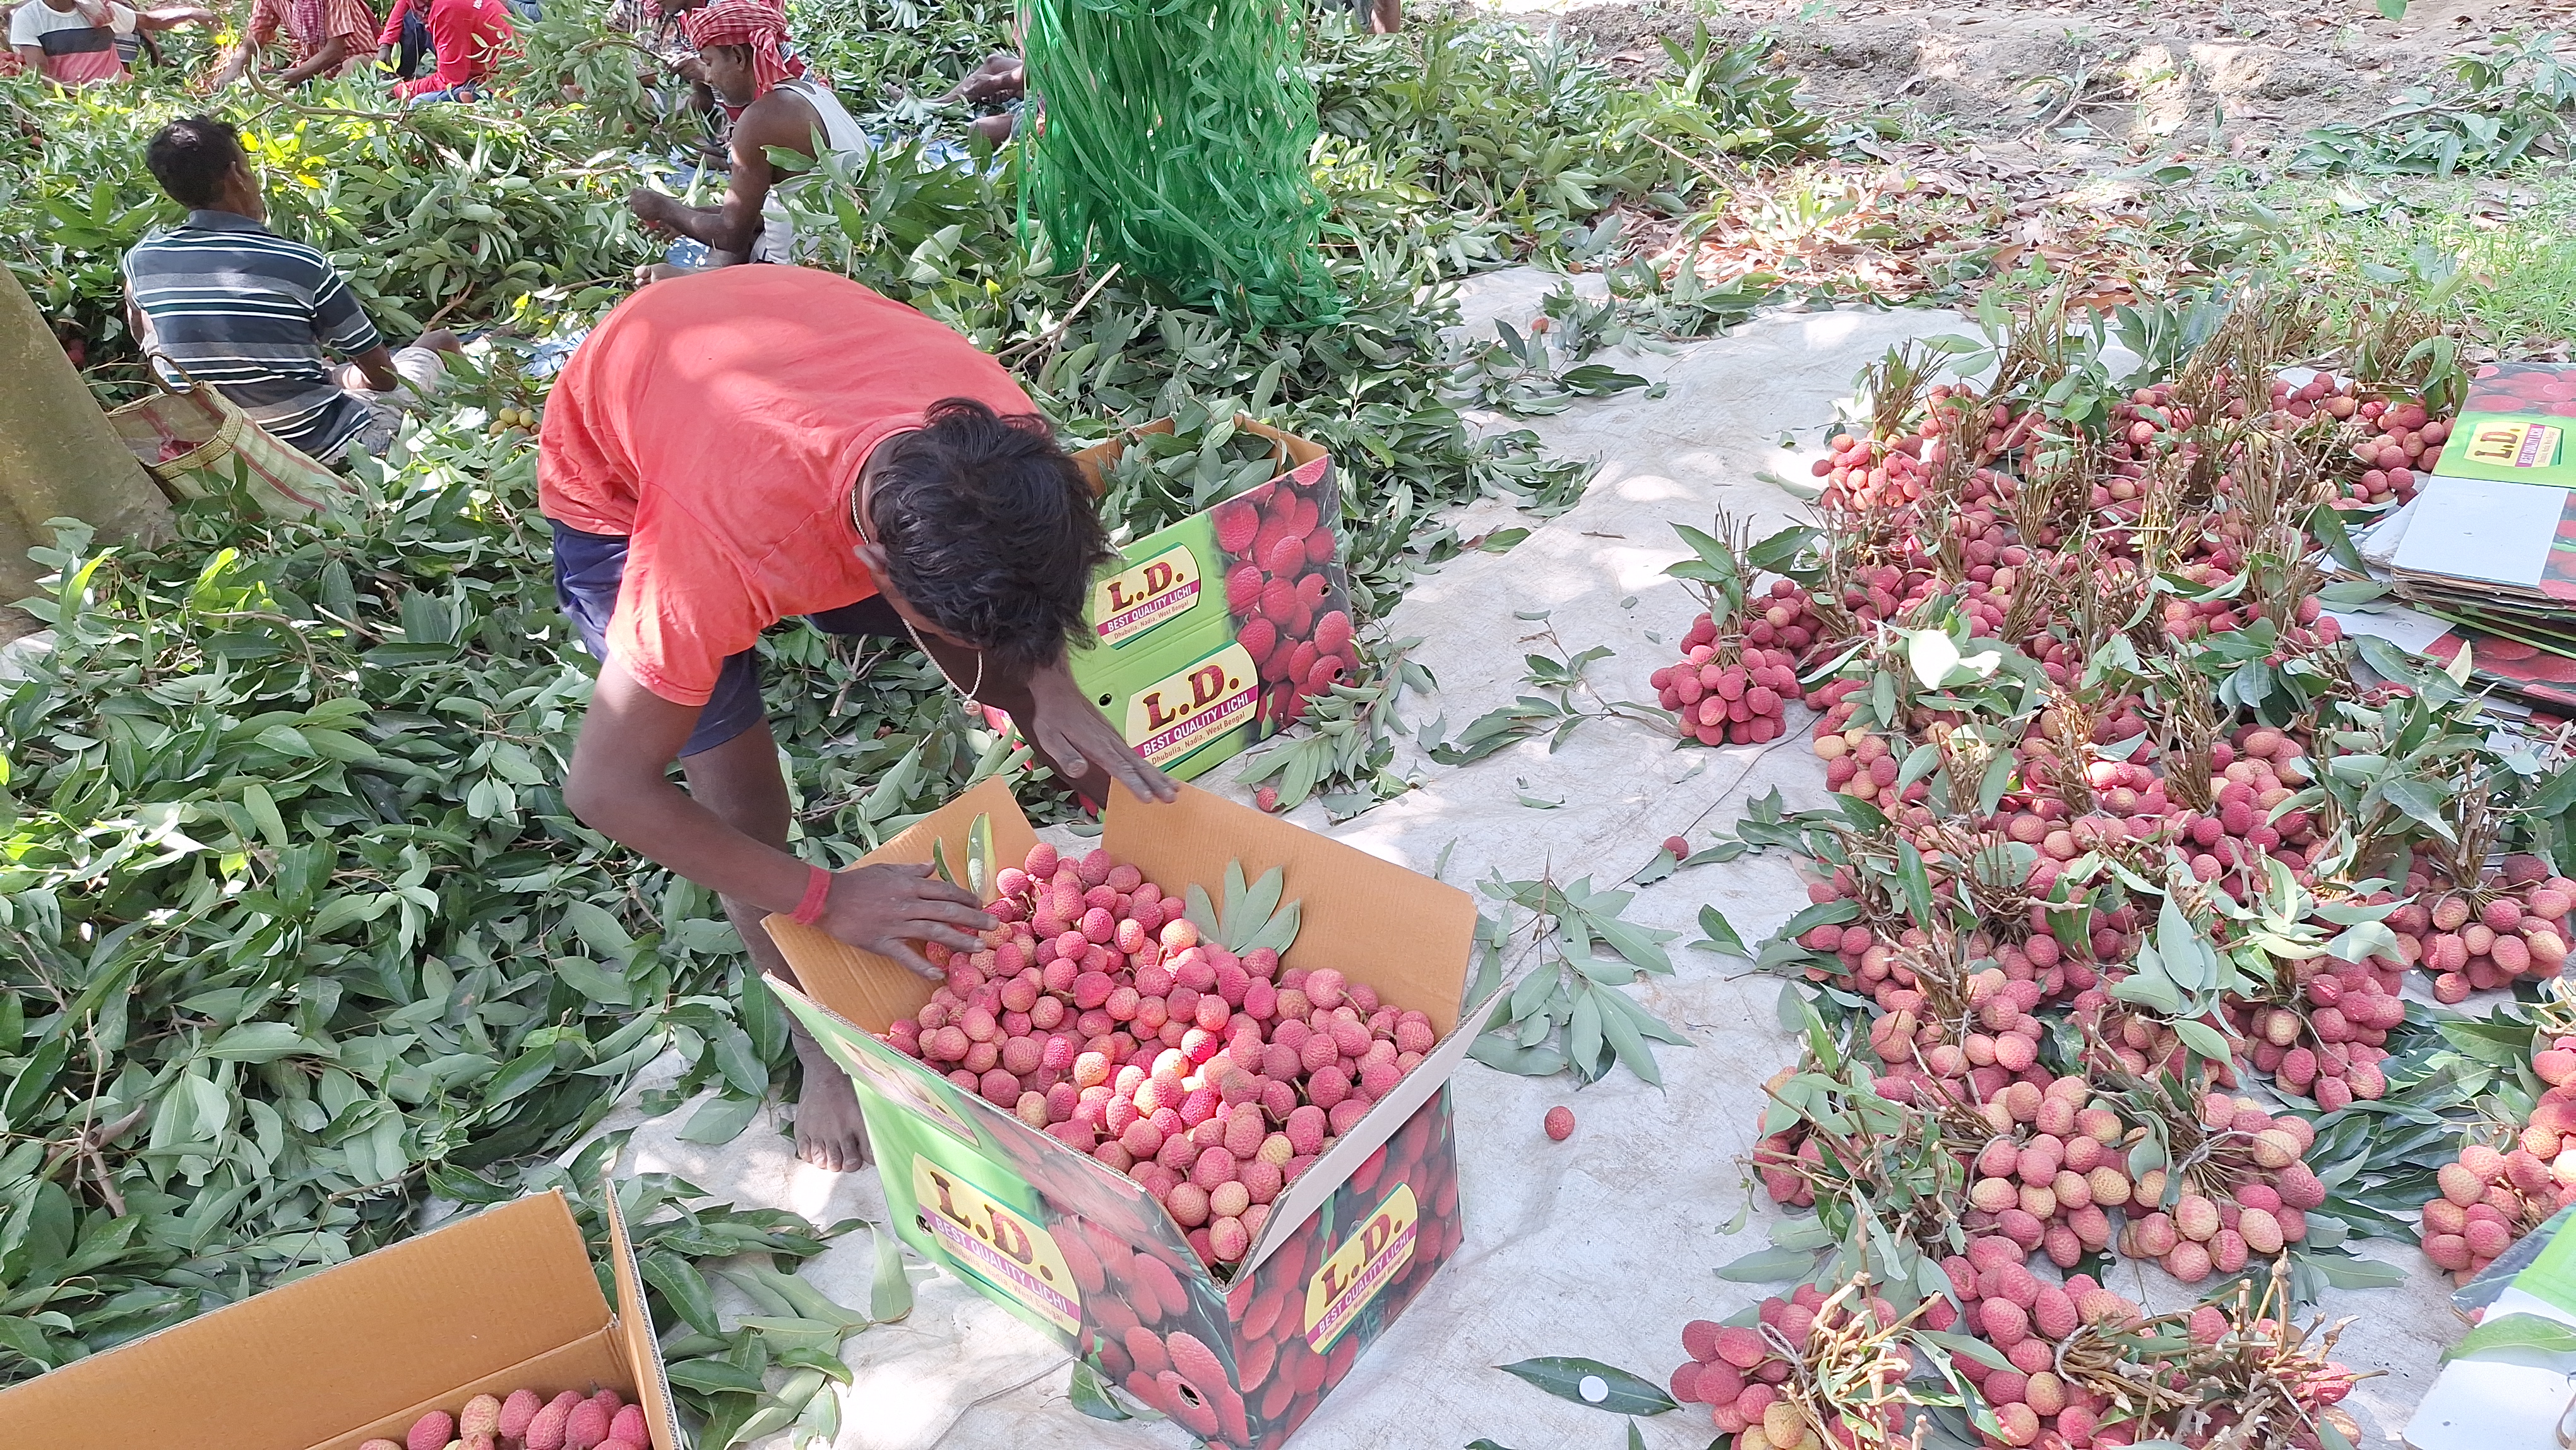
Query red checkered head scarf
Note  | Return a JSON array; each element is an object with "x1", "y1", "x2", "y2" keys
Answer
[{"x1": 681, "y1": 0, "x2": 804, "y2": 100}]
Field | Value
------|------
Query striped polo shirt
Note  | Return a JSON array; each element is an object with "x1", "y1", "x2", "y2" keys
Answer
[{"x1": 122, "y1": 211, "x2": 383, "y2": 460}]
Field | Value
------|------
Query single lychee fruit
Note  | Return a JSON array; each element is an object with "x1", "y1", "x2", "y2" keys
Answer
[
  {"x1": 1215, "y1": 500, "x2": 1260, "y2": 554},
  {"x1": 566, "y1": 1400, "x2": 611, "y2": 1450},
  {"x1": 459, "y1": 1396, "x2": 503, "y2": 1441},
  {"x1": 527, "y1": 1393, "x2": 581, "y2": 1450},
  {"x1": 1714, "y1": 1325, "x2": 1768, "y2": 1368},
  {"x1": 1682, "y1": 1319, "x2": 1724, "y2": 1363},
  {"x1": 2189, "y1": 1304, "x2": 2228, "y2": 1345},
  {"x1": 499, "y1": 1391, "x2": 545, "y2": 1441},
  {"x1": 1979, "y1": 1297, "x2": 2030, "y2": 1346},
  {"x1": 407, "y1": 1412, "x2": 455, "y2": 1450},
  {"x1": 1544, "y1": 1105, "x2": 1575, "y2": 1141}
]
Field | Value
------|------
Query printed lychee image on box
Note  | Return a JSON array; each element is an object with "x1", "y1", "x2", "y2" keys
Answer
[
  {"x1": 1047, "y1": 417, "x2": 1352, "y2": 784},
  {"x1": 761, "y1": 779, "x2": 1485, "y2": 1449},
  {"x1": 2437, "y1": 361, "x2": 2576, "y2": 489}
]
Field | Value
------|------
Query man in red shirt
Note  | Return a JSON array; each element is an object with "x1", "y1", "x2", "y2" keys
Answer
[
  {"x1": 541, "y1": 266, "x2": 1176, "y2": 1171},
  {"x1": 379, "y1": 0, "x2": 511, "y2": 102}
]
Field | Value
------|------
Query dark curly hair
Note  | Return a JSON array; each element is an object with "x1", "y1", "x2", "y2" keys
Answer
[
  {"x1": 145, "y1": 116, "x2": 245, "y2": 210},
  {"x1": 868, "y1": 398, "x2": 1107, "y2": 669}
]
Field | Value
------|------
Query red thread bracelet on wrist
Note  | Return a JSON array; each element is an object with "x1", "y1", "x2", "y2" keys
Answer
[{"x1": 791, "y1": 864, "x2": 833, "y2": 926}]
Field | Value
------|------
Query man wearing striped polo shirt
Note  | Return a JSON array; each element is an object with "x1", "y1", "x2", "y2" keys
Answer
[{"x1": 122, "y1": 116, "x2": 458, "y2": 466}]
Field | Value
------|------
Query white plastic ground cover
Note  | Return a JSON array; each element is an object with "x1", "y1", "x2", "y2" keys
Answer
[{"x1": 596, "y1": 275, "x2": 2463, "y2": 1450}]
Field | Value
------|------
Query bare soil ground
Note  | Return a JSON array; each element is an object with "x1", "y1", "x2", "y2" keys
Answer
[
  {"x1": 1453, "y1": 0, "x2": 2576, "y2": 351},
  {"x1": 1555, "y1": 0, "x2": 2573, "y2": 166}
]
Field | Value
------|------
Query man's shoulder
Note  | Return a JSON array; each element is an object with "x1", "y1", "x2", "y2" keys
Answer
[
  {"x1": 739, "y1": 85, "x2": 821, "y2": 140},
  {"x1": 128, "y1": 222, "x2": 342, "y2": 282}
]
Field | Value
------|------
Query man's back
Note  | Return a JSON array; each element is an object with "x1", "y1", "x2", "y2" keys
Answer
[{"x1": 124, "y1": 210, "x2": 383, "y2": 459}]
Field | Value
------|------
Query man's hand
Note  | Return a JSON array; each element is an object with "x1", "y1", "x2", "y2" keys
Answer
[
  {"x1": 1025, "y1": 659, "x2": 1180, "y2": 805},
  {"x1": 627, "y1": 186, "x2": 686, "y2": 236},
  {"x1": 817, "y1": 862, "x2": 995, "y2": 978}
]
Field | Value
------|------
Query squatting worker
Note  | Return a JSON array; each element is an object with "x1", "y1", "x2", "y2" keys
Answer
[
  {"x1": 539, "y1": 265, "x2": 1179, "y2": 1171},
  {"x1": 124, "y1": 117, "x2": 460, "y2": 466},
  {"x1": 624, "y1": 0, "x2": 864, "y2": 273},
  {"x1": 209, "y1": 0, "x2": 380, "y2": 87}
]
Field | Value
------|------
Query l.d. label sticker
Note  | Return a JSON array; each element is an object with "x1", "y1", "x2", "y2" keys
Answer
[
  {"x1": 2464, "y1": 419, "x2": 2565, "y2": 472},
  {"x1": 1303, "y1": 1184, "x2": 1417, "y2": 1351},
  {"x1": 1094, "y1": 546, "x2": 1202, "y2": 647},
  {"x1": 1126, "y1": 644, "x2": 1259, "y2": 766},
  {"x1": 912, "y1": 1158, "x2": 1082, "y2": 1334}
]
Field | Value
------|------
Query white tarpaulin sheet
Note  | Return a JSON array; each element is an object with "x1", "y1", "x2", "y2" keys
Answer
[{"x1": 592, "y1": 277, "x2": 2460, "y2": 1450}]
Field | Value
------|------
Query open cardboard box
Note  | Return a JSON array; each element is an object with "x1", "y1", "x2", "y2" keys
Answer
[
  {"x1": 1023, "y1": 417, "x2": 1349, "y2": 784},
  {"x1": 763, "y1": 779, "x2": 1481, "y2": 1449},
  {"x1": 0, "y1": 1187, "x2": 678, "y2": 1450}
]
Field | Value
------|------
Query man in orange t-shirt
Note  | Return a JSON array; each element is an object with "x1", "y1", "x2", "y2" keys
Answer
[{"x1": 540, "y1": 265, "x2": 1176, "y2": 1171}]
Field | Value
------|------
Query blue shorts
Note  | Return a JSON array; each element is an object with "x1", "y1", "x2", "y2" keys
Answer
[{"x1": 551, "y1": 522, "x2": 904, "y2": 757}]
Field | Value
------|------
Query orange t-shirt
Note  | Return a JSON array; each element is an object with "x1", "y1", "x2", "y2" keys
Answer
[{"x1": 538, "y1": 267, "x2": 1036, "y2": 706}]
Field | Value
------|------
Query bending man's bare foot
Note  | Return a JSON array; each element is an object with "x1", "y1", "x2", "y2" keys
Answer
[{"x1": 791, "y1": 1025, "x2": 872, "y2": 1171}]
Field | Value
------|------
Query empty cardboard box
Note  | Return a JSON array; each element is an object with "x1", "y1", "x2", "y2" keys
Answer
[
  {"x1": 763, "y1": 779, "x2": 1481, "y2": 1449},
  {"x1": 0, "y1": 1187, "x2": 679, "y2": 1450}
]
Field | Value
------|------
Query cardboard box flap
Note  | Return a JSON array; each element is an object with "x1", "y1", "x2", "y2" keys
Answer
[
  {"x1": 0, "y1": 1192, "x2": 607, "y2": 1450},
  {"x1": 763, "y1": 776, "x2": 1040, "y2": 1034},
  {"x1": 605, "y1": 1181, "x2": 684, "y2": 1450},
  {"x1": 1071, "y1": 414, "x2": 1318, "y2": 496},
  {"x1": 1073, "y1": 418, "x2": 1176, "y2": 494},
  {"x1": 768, "y1": 976, "x2": 1187, "y2": 1256},
  {"x1": 1239, "y1": 981, "x2": 1494, "y2": 1277},
  {"x1": 1236, "y1": 415, "x2": 1325, "y2": 476},
  {"x1": 1104, "y1": 785, "x2": 1479, "y2": 1035}
]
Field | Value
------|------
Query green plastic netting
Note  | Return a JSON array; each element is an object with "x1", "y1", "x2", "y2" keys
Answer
[{"x1": 1023, "y1": 0, "x2": 1339, "y2": 328}]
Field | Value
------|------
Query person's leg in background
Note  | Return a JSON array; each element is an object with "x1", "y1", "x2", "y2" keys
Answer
[
  {"x1": 333, "y1": 330, "x2": 463, "y2": 462},
  {"x1": 395, "y1": 8, "x2": 430, "y2": 77}
]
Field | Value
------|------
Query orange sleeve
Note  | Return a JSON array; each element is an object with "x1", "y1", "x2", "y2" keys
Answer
[
  {"x1": 535, "y1": 341, "x2": 640, "y2": 537},
  {"x1": 605, "y1": 500, "x2": 763, "y2": 707}
]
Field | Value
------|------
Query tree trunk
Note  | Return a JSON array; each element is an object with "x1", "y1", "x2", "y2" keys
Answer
[{"x1": 0, "y1": 267, "x2": 172, "y2": 642}]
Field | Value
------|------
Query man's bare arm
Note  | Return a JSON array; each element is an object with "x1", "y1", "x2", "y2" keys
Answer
[
  {"x1": 566, "y1": 658, "x2": 993, "y2": 973},
  {"x1": 270, "y1": 28, "x2": 348, "y2": 85},
  {"x1": 628, "y1": 95, "x2": 813, "y2": 256}
]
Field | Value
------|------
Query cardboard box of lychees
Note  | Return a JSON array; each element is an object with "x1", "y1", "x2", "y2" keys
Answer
[
  {"x1": 762, "y1": 777, "x2": 1481, "y2": 1449},
  {"x1": 2434, "y1": 361, "x2": 2576, "y2": 489},
  {"x1": 1047, "y1": 416, "x2": 1356, "y2": 782},
  {"x1": 0, "y1": 1187, "x2": 680, "y2": 1450}
]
